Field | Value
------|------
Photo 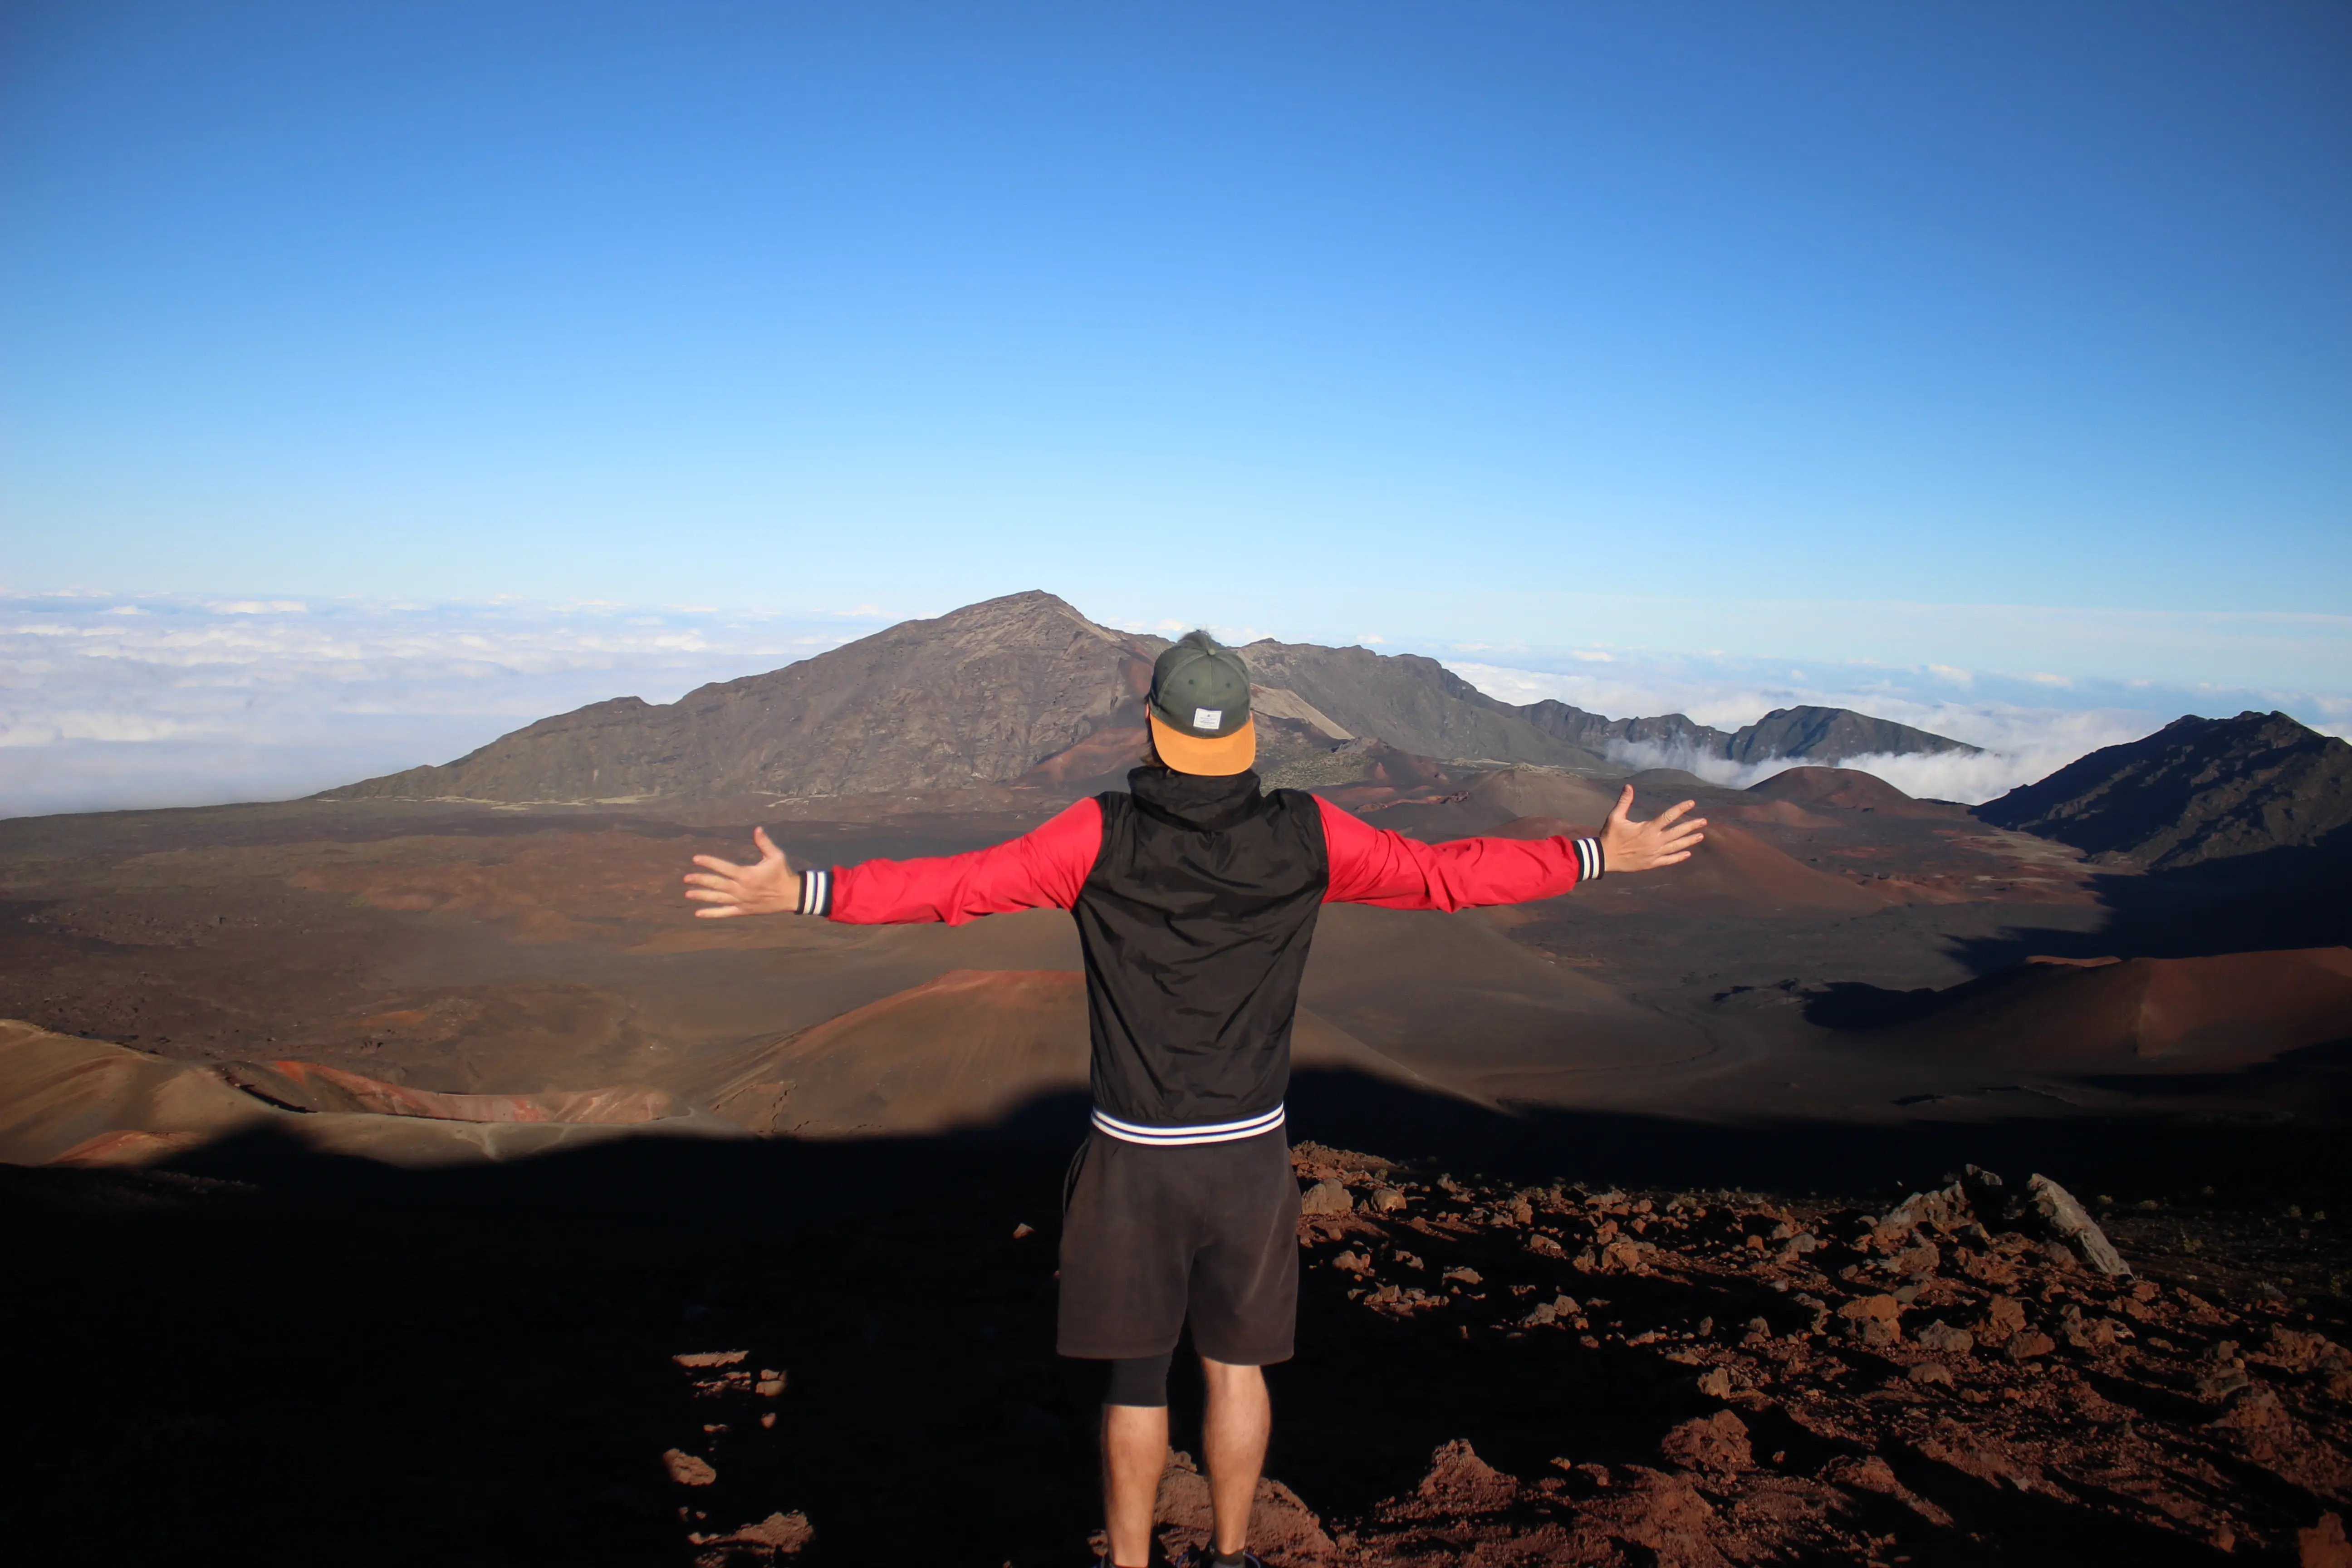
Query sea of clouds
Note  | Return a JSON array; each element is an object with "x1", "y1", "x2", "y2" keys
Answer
[
  {"x1": 1448, "y1": 653, "x2": 2351, "y2": 804},
  {"x1": 5, "y1": 593, "x2": 2345, "y2": 818},
  {"x1": 0, "y1": 593, "x2": 891, "y2": 817}
]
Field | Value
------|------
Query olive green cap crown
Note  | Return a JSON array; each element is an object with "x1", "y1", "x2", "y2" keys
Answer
[{"x1": 1148, "y1": 632, "x2": 1252, "y2": 738}]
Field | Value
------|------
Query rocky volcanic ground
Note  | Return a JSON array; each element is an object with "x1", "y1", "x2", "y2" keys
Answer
[{"x1": 9, "y1": 1121, "x2": 2351, "y2": 1566}]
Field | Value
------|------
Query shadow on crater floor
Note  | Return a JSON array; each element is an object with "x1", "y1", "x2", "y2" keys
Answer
[{"x1": 5, "y1": 1068, "x2": 2349, "y2": 1564}]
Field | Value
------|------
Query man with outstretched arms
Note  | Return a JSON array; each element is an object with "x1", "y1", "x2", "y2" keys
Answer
[{"x1": 684, "y1": 632, "x2": 1706, "y2": 1568}]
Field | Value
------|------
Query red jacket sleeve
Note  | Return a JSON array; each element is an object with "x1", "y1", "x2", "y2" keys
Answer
[
  {"x1": 1315, "y1": 795, "x2": 1602, "y2": 911},
  {"x1": 827, "y1": 797, "x2": 1104, "y2": 926}
]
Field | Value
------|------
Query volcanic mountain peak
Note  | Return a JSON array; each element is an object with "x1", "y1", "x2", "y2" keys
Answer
[
  {"x1": 1977, "y1": 710, "x2": 2352, "y2": 870},
  {"x1": 323, "y1": 591, "x2": 1979, "y2": 805},
  {"x1": 325, "y1": 591, "x2": 1164, "y2": 804}
]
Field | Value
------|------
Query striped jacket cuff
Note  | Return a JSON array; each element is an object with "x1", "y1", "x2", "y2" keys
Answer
[
  {"x1": 1574, "y1": 836, "x2": 1605, "y2": 883},
  {"x1": 797, "y1": 867, "x2": 833, "y2": 916}
]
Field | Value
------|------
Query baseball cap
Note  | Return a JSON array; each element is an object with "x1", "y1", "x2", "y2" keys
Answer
[{"x1": 1147, "y1": 631, "x2": 1256, "y2": 775}]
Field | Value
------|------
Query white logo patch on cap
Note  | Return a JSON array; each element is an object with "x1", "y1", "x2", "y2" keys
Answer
[{"x1": 1191, "y1": 707, "x2": 1224, "y2": 731}]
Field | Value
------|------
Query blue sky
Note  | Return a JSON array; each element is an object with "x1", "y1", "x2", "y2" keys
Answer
[{"x1": 2, "y1": 3, "x2": 2348, "y2": 812}]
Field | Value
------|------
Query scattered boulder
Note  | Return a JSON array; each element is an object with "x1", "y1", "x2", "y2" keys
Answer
[
  {"x1": 1909, "y1": 1361, "x2": 1954, "y2": 1387},
  {"x1": 1597, "y1": 1238, "x2": 1653, "y2": 1273},
  {"x1": 2212, "y1": 1384, "x2": 2293, "y2": 1438},
  {"x1": 2197, "y1": 1367, "x2": 2252, "y2": 1401},
  {"x1": 1519, "y1": 1294, "x2": 1578, "y2": 1328},
  {"x1": 1367, "y1": 1186, "x2": 1408, "y2": 1213},
  {"x1": 1979, "y1": 1295, "x2": 2029, "y2": 1346},
  {"x1": 1414, "y1": 1439, "x2": 1521, "y2": 1514},
  {"x1": 1819, "y1": 1454, "x2": 1958, "y2": 1528},
  {"x1": 1890, "y1": 1240, "x2": 1941, "y2": 1278},
  {"x1": 690, "y1": 1510, "x2": 813, "y2": 1563},
  {"x1": 1694, "y1": 1367, "x2": 1740, "y2": 1400},
  {"x1": 1299, "y1": 1180, "x2": 1354, "y2": 1216},
  {"x1": 673, "y1": 1350, "x2": 748, "y2": 1368},
  {"x1": 1573, "y1": 1469, "x2": 1728, "y2": 1567},
  {"x1": 2022, "y1": 1174, "x2": 2131, "y2": 1277},
  {"x1": 2058, "y1": 1306, "x2": 2118, "y2": 1350},
  {"x1": 664, "y1": 1449, "x2": 718, "y2": 1486},
  {"x1": 2267, "y1": 1328, "x2": 2350, "y2": 1374},
  {"x1": 2006, "y1": 1331, "x2": 2057, "y2": 1363},
  {"x1": 1913, "y1": 1320, "x2": 1975, "y2": 1356},
  {"x1": 1153, "y1": 1450, "x2": 1334, "y2": 1564},
  {"x1": 1660, "y1": 1409, "x2": 1752, "y2": 1473},
  {"x1": 1838, "y1": 1294, "x2": 1903, "y2": 1347},
  {"x1": 2301, "y1": 1513, "x2": 2352, "y2": 1568}
]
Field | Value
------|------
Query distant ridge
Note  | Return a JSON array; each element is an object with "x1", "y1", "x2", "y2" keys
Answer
[
  {"x1": 1976, "y1": 710, "x2": 2352, "y2": 870},
  {"x1": 323, "y1": 591, "x2": 1980, "y2": 804},
  {"x1": 1517, "y1": 700, "x2": 1980, "y2": 767}
]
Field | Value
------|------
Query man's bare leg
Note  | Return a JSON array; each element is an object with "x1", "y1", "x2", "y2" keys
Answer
[
  {"x1": 1102, "y1": 1402, "x2": 1169, "y2": 1567},
  {"x1": 1200, "y1": 1357, "x2": 1271, "y2": 1557}
]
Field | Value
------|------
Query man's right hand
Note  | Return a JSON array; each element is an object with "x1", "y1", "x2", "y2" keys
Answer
[
  {"x1": 1597, "y1": 786, "x2": 1707, "y2": 873},
  {"x1": 684, "y1": 827, "x2": 805, "y2": 918}
]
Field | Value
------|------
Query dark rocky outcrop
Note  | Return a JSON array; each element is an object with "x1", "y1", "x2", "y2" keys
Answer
[{"x1": 1978, "y1": 711, "x2": 2352, "y2": 870}]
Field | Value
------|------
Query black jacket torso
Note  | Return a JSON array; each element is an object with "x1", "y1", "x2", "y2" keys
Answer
[{"x1": 1074, "y1": 767, "x2": 1331, "y2": 1127}]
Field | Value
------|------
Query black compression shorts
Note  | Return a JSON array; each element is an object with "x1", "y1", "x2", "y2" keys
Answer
[{"x1": 1056, "y1": 1125, "x2": 1301, "y2": 1366}]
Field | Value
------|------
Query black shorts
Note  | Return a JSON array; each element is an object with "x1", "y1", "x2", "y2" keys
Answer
[{"x1": 1057, "y1": 1127, "x2": 1301, "y2": 1366}]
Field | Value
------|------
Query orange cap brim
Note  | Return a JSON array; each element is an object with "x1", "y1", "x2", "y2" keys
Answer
[{"x1": 1148, "y1": 713, "x2": 1257, "y2": 776}]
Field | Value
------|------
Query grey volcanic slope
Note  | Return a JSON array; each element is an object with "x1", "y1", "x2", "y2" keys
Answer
[
  {"x1": 1727, "y1": 705, "x2": 1979, "y2": 764},
  {"x1": 1237, "y1": 641, "x2": 1610, "y2": 769},
  {"x1": 1519, "y1": 700, "x2": 1978, "y2": 765},
  {"x1": 328, "y1": 591, "x2": 1162, "y2": 803},
  {"x1": 1977, "y1": 710, "x2": 2352, "y2": 870}
]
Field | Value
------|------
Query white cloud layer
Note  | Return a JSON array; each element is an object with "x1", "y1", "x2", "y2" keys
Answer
[
  {"x1": 0, "y1": 593, "x2": 891, "y2": 817},
  {"x1": 5, "y1": 593, "x2": 2345, "y2": 818},
  {"x1": 1446, "y1": 653, "x2": 2351, "y2": 805}
]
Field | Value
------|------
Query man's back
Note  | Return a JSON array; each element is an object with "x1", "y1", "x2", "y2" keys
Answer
[{"x1": 1078, "y1": 769, "x2": 1329, "y2": 1134}]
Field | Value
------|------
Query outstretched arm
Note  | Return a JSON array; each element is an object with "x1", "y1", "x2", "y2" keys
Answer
[
  {"x1": 1319, "y1": 787, "x2": 1705, "y2": 911},
  {"x1": 682, "y1": 798, "x2": 1105, "y2": 925},
  {"x1": 685, "y1": 826, "x2": 813, "y2": 918}
]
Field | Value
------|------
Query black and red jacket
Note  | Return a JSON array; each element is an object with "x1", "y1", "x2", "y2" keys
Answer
[{"x1": 799, "y1": 768, "x2": 1603, "y2": 1146}]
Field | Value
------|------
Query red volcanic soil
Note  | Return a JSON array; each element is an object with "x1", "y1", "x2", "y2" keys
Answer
[
  {"x1": 222, "y1": 1058, "x2": 676, "y2": 1123},
  {"x1": 699, "y1": 969, "x2": 1091, "y2": 1136},
  {"x1": 0, "y1": 1020, "x2": 714, "y2": 1168},
  {"x1": 1747, "y1": 766, "x2": 1959, "y2": 818},
  {"x1": 1339, "y1": 768, "x2": 1621, "y2": 839},
  {"x1": 697, "y1": 968, "x2": 1435, "y2": 1137},
  {"x1": 1721, "y1": 798, "x2": 1842, "y2": 829},
  {"x1": 1887, "y1": 947, "x2": 2352, "y2": 1072},
  {"x1": 1018, "y1": 724, "x2": 1151, "y2": 787},
  {"x1": 286, "y1": 829, "x2": 751, "y2": 942},
  {"x1": 1487, "y1": 816, "x2": 1892, "y2": 916}
]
